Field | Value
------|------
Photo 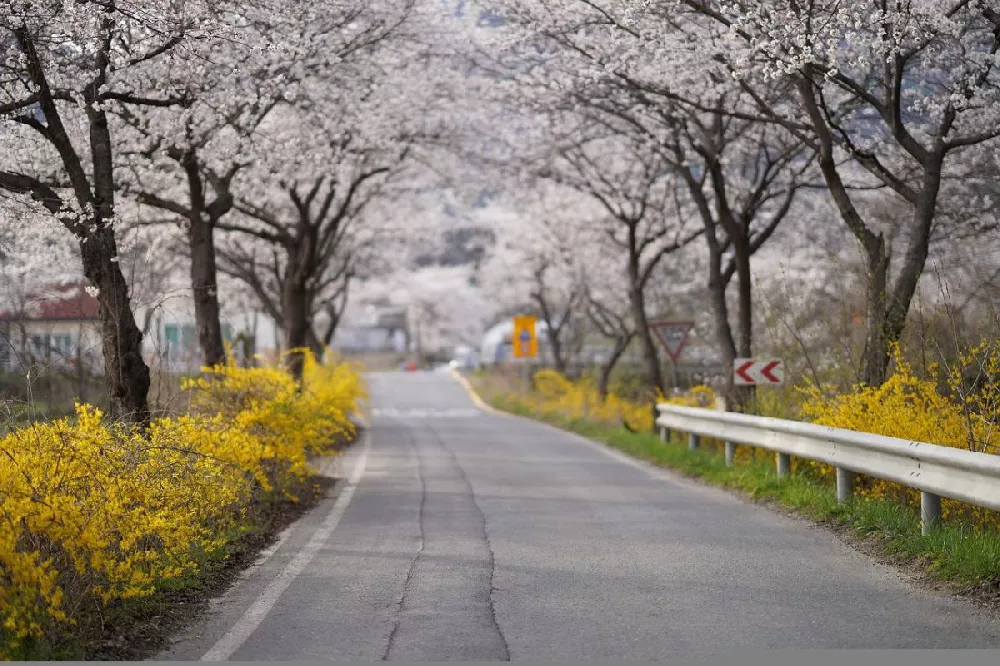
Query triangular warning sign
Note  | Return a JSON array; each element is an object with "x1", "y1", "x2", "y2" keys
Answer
[{"x1": 650, "y1": 320, "x2": 695, "y2": 363}]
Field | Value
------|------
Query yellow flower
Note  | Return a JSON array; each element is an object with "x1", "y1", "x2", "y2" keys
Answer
[{"x1": 0, "y1": 348, "x2": 363, "y2": 654}]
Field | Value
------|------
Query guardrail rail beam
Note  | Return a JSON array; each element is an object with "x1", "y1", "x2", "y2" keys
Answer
[{"x1": 655, "y1": 403, "x2": 1000, "y2": 533}]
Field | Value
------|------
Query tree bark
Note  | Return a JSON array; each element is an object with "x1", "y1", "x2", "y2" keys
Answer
[
  {"x1": 794, "y1": 72, "x2": 945, "y2": 389},
  {"x1": 305, "y1": 327, "x2": 325, "y2": 361},
  {"x1": 630, "y1": 284, "x2": 663, "y2": 394},
  {"x1": 707, "y1": 245, "x2": 740, "y2": 403},
  {"x1": 1, "y1": 24, "x2": 154, "y2": 425},
  {"x1": 627, "y1": 236, "x2": 664, "y2": 395},
  {"x1": 860, "y1": 232, "x2": 890, "y2": 386},
  {"x1": 85, "y1": 40, "x2": 152, "y2": 425},
  {"x1": 597, "y1": 333, "x2": 633, "y2": 400},
  {"x1": 733, "y1": 238, "x2": 753, "y2": 357},
  {"x1": 189, "y1": 217, "x2": 226, "y2": 368},
  {"x1": 732, "y1": 236, "x2": 756, "y2": 409},
  {"x1": 182, "y1": 154, "x2": 228, "y2": 369},
  {"x1": 283, "y1": 276, "x2": 311, "y2": 381},
  {"x1": 874, "y1": 155, "x2": 944, "y2": 383},
  {"x1": 547, "y1": 324, "x2": 567, "y2": 375},
  {"x1": 80, "y1": 225, "x2": 151, "y2": 424}
]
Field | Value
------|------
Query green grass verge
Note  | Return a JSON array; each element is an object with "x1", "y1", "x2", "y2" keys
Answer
[{"x1": 488, "y1": 393, "x2": 1000, "y2": 590}]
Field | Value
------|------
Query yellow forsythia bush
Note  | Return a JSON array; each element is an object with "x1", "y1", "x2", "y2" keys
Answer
[
  {"x1": 801, "y1": 344, "x2": 1000, "y2": 529},
  {"x1": 525, "y1": 369, "x2": 716, "y2": 433},
  {"x1": 182, "y1": 352, "x2": 365, "y2": 497},
  {"x1": 0, "y1": 350, "x2": 365, "y2": 658}
]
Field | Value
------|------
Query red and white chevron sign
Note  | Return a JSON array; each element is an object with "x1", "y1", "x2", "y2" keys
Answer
[{"x1": 733, "y1": 358, "x2": 785, "y2": 386}]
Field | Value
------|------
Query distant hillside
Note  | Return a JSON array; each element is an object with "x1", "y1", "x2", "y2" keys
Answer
[{"x1": 412, "y1": 226, "x2": 496, "y2": 269}]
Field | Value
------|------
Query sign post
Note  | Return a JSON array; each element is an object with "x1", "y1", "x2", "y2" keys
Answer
[
  {"x1": 649, "y1": 320, "x2": 695, "y2": 390},
  {"x1": 512, "y1": 315, "x2": 538, "y2": 393}
]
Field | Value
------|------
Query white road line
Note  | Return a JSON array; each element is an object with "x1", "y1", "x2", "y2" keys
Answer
[
  {"x1": 201, "y1": 431, "x2": 372, "y2": 661},
  {"x1": 370, "y1": 407, "x2": 482, "y2": 419}
]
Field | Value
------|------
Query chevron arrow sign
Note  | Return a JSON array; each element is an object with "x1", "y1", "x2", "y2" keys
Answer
[{"x1": 733, "y1": 359, "x2": 785, "y2": 386}]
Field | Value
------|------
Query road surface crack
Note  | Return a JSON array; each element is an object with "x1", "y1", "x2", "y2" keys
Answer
[
  {"x1": 425, "y1": 422, "x2": 511, "y2": 661},
  {"x1": 381, "y1": 427, "x2": 426, "y2": 661}
]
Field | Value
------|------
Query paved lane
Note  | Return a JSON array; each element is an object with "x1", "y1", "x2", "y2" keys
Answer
[{"x1": 161, "y1": 372, "x2": 1000, "y2": 661}]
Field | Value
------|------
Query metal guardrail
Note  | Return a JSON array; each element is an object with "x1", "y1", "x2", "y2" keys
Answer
[{"x1": 656, "y1": 404, "x2": 1000, "y2": 534}]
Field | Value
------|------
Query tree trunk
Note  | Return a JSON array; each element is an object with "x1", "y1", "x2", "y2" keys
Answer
[
  {"x1": 181, "y1": 150, "x2": 230, "y2": 370},
  {"x1": 188, "y1": 216, "x2": 226, "y2": 368},
  {"x1": 76, "y1": 325, "x2": 85, "y2": 404},
  {"x1": 795, "y1": 71, "x2": 935, "y2": 390},
  {"x1": 634, "y1": 300, "x2": 663, "y2": 434},
  {"x1": 305, "y1": 327, "x2": 325, "y2": 361},
  {"x1": 860, "y1": 233, "x2": 891, "y2": 387},
  {"x1": 248, "y1": 310, "x2": 259, "y2": 367},
  {"x1": 732, "y1": 237, "x2": 755, "y2": 410},
  {"x1": 877, "y1": 156, "x2": 944, "y2": 383},
  {"x1": 708, "y1": 247, "x2": 740, "y2": 407},
  {"x1": 548, "y1": 328, "x2": 567, "y2": 375},
  {"x1": 627, "y1": 239, "x2": 664, "y2": 396},
  {"x1": 598, "y1": 335, "x2": 632, "y2": 400},
  {"x1": 86, "y1": 83, "x2": 151, "y2": 425},
  {"x1": 80, "y1": 225, "x2": 151, "y2": 425},
  {"x1": 630, "y1": 285, "x2": 664, "y2": 394},
  {"x1": 283, "y1": 277, "x2": 311, "y2": 381}
]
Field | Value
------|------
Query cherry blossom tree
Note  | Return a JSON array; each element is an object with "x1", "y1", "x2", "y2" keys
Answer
[
  {"x1": 475, "y1": 182, "x2": 596, "y2": 374},
  {"x1": 213, "y1": 87, "x2": 423, "y2": 378},
  {"x1": 544, "y1": 130, "x2": 702, "y2": 394},
  {"x1": 0, "y1": 0, "x2": 225, "y2": 423},
  {"x1": 560, "y1": 217, "x2": 636, "y2": 397},
  {"x1": 114, "y1": 0, "x2": 421, "y2": 369},
  {"x1": 465, "y1": 0, "x2": 814, "y2": 403},
  {"x1": 653, "y1": 0, "x2": 1000, "y2": 386}
]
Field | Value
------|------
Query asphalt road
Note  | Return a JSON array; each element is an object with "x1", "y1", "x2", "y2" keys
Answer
[{"x1": 161, "y1": 372, "x2": 1000, "y2": 661}]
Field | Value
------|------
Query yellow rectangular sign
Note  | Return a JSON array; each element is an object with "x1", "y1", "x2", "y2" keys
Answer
[{"x1": 512, "y1": 315, "x2": 538, "y2": 358}]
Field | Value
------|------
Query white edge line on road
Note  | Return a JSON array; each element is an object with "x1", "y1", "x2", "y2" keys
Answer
[
  {"x1": 200, "y1": 430, "x2": 372, "y2": 661},
  {"x1": 452, "y1": 372, "x2": 743, "y2": 504},
  {"x1": 200, "y1": 430, "x2": 358, "y2": 616}
]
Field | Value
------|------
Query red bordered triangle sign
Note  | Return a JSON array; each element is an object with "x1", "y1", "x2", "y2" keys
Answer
[{"x1": 649, "y1": 320, "x2": 695, "y2": 363}]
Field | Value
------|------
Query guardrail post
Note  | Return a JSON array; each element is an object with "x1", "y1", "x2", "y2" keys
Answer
[
  {"x1": 776, "y1": 452, "x2": 791, "y2": 478},
  {"x1": 688, "y1": 432, "x2": 699, "y2": 451},
  {"x1": 921, "y1": 492, "x2": 941, "y2": 535},
  {"x1": 836, "y1": 468, "x2": 855, "y2": 503},
  {"x1": 660, "y1": 426, "x2": 670, "y2": 443},
  {"x1": 725, "y1": 441, "x2": 735, "y2": 467}
]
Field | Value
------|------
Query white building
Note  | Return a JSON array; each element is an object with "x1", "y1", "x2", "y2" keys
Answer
[
  {"x1": 0, "y1": 283, "x2": 103, "y2": 373},
  {"x1": 0, "y1": 279, "x2": 288, "y2": 376},
  {"x1": 140, "y1": 304, "x2": 282, "y2": 374}
]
